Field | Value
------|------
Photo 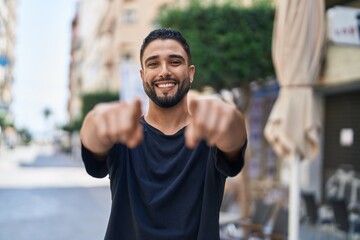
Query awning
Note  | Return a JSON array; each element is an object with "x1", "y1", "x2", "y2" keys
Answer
[
  {"x1": 264, "y1": 0, "x2": 325, "y2": 161},
  {"x1": 263, "y1": 0, "x2": 325, "y2": 239}
]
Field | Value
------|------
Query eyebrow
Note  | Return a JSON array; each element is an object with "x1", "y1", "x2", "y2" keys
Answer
[
  {"x1": 169, "y1": 54, "x2": 186, "y2": 62},
  {"x1": 144, "y1": 55, "x2": 159, "y2": 66},
  {"x1": 144, "y1": 54, "x2": 186, "y2": 66}
]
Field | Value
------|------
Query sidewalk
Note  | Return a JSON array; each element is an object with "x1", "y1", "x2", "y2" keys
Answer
[{"x1": 0, "y1": 144, "x2": 109, "y2": 188}]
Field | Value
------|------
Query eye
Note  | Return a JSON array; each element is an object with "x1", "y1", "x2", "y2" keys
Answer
[
  {"x1": 147, "y1": 62, "x2": 158, "y2": 68},
  {"x1": 170, "y1": 59, "x2": 182, "y2": 65}
]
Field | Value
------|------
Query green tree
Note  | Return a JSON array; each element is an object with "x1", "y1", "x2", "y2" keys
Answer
[
  {"x1": 0, "y1": 112, "x2": 6, "y2": 129},
  {"x1": 81, "y1": 91, "x2": 119, "y2": 117},
  {"x1": 43, "y1": 107, "x2": 52, "y2": 121},
  {"x1": 63, "y1": 91, "x2": 119, "y2": 132},
  {"x1": 17, "y1": 128, "x2": 32, "y2": 145},
  {"x1": 0, "y1": 111, "x2": 13, "y2": 129},
  {"x1": 157, "y1": 1, "x2": 275, "y2": 91}
]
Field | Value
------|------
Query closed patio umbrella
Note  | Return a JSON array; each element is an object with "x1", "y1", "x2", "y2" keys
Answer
[{"x1": 264, "y1": 0, "x2": 325, "y2": 239}]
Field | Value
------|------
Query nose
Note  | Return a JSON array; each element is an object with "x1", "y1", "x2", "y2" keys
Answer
[{"x1": 159, "y1": 63, "x2": 171, "y2": 79}]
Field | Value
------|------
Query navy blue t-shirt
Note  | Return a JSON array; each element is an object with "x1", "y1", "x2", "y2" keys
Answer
[{"x1": 82, "y1": 117, "x2": 246, "y2": 240}]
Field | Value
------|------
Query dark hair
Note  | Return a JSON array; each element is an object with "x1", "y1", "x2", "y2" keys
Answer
[{"x1": 140, "y1": 28, "x2": 192, "y2": 67}]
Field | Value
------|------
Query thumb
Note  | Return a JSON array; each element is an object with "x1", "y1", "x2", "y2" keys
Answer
[{"x1": 131, "y1": 98, "x2": 143, "y2": 119}]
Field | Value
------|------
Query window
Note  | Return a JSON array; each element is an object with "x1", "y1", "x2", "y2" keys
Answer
[
  {"x1": 122, "y1": 53, "x2": 132, "y2": 63},
  {"x1": 122, "y1": 9, "x2": 137, "y2": 23}
]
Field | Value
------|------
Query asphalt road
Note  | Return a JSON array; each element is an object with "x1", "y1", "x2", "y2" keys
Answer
[{"x1": 0, "y1": 144, "x2": 111, "y2": 240}]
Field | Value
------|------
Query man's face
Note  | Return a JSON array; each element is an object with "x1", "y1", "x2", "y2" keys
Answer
[{"x1": 140, "y1": 39, "x2": 195, "y2": 108}]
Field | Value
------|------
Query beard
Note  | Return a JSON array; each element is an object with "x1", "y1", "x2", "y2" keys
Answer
[{"x1": 143, "y1": 77, "x2": 191, "y2": 108}]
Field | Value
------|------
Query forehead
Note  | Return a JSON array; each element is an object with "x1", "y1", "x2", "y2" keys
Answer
[{"x1": 142, "y1": 39, "x2": 187, "y2": 61}]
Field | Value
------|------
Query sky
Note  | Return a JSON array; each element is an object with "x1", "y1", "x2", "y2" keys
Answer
[{"x1": 13, "y1": 0, "x2": 78, "y2": 138}]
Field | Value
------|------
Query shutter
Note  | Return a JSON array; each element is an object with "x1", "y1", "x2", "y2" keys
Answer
[{"x1": 323, "y1": 90, "x2": 360, "y2": 189}]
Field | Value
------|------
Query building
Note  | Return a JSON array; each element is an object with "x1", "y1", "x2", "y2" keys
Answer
[
  {"x1": 67, "y1": 0, "x2": 360, "y2": 201},
  {"x1": 250, "y1": 0, "x2": 360, "y2": 204},
  {"x1": 0, "y1": 0, "x2": 17, "y2": 129},
  {"x1": 317, "y1": 0, "x2": 360, "y2": 202},
  {"x1": 67, "y1": 0, "x2": 257, "y2": 124}
]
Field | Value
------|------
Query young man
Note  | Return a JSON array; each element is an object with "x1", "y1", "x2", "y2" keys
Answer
[{"x1": 80, "y1": 28, "x2": 247, "y2": 240}]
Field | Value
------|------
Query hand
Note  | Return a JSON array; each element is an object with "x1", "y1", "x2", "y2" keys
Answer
[
  {"x1": 80, "y1": 99, "x2": 143, "y2": 156},
  {"x1": 185, "y1": 98, "x2": 246, "y2": 157}
]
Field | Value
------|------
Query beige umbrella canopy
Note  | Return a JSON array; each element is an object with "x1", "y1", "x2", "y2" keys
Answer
[
  {"x1": 264, "y1": 0, "x2": 325, "y2": 239},
  {"x1": 264, "y1": 0, "x2": 325, "y2": 161}
]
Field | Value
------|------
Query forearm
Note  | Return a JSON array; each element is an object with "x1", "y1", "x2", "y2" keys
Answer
[
  {"x1": 215, "y1": 139, "x2": 247, "y2": 177},
  {"x1": 216, "y1": 109, "x2": 247, "y2": 161}
]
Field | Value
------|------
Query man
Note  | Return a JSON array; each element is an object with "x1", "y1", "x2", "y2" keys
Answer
[{"x1": 80, "y1": 28, "x2": 247, "y2": 240}]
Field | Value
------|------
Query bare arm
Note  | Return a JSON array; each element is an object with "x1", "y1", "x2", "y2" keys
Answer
[{"x1": 185, "y1": 98, "x2": 247, "y2": 161}]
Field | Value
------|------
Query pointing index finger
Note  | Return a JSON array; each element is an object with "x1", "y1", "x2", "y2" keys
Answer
[{"x1": 131, "y1": 99, "x2": 143, "y2": 120}]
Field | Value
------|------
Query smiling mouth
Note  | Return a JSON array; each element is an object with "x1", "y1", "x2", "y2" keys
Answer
[{"x1": 156, "y1": 82, "x2": 176, "y2": 88}]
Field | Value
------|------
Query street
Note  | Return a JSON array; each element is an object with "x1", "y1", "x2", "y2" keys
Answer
[
  {"x1": 0, "y1": 144, "x2": 355, "y2": 240},
  {"x1": 0, "y1": 144, "x2": 111, "y2": 240}
]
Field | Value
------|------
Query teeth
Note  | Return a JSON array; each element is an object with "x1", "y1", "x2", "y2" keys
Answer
[{"x1": 158, "y1": 83, "x2": 175, "y2": 88}]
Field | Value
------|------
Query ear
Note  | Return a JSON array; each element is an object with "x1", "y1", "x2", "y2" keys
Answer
[
  {"x1": 140, "y1": 69, "x2": 144, "y2": 81},
  {"x1": 189, "y1": 65, "x2": 195, "y2": 83}
]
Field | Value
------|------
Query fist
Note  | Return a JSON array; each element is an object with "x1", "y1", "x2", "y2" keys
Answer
[
  {"x1": 80, "y1": 99, "x2": 143, "y2": 155},
  {"x1": 185, "y1": 98, "x2": 245, "y2": 152}
]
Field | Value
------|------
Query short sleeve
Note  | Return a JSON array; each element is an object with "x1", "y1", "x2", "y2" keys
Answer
[
  {"x1": 81, "y1": 143, "x2": 109, "y2": 178},
  {"x1": 214, "y1": 139, "x2": 247, "y2": 177}
]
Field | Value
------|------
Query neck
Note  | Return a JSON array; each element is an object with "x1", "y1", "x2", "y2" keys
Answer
[{"x1": 145, "y1": 98, "x2": 191, "y2": 135}]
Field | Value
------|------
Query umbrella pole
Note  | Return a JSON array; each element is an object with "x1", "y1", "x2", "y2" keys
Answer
[{"x1": 289, "y1": 152, "x2": 300, "y2": 240}]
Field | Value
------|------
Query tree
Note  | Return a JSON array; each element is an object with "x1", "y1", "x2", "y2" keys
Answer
[
  {"x1": 0, "y1": 110, "x2": 13, "y2": 130},
  {"x1": 63, "y1": 91, "x2": 119, "y2": 132},
  {"x1": 17, "y1": 128, "x2": 32, "y2": 145},
  {"x1": 157, "y1": 1, "x2": 275, "y2": 91},
  {"x1": 43, "y1": 107, "x2": 52, "y2": 121},
  {"x1": 80, "y1": 91, "x2": 119, "y2": 117}
]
